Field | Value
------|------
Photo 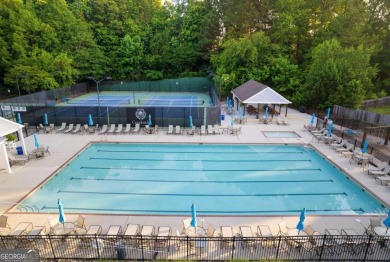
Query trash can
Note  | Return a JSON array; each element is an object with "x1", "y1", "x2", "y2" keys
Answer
[
  {"x1": 16, "y1": 146, "x2": 23, "y2": 155},
  {"x1": 221, "y1": 115, "x2": 225, "y2": 120},
  {"x1": 116, "y1": 244, "x2": 125, "y2": 259}
]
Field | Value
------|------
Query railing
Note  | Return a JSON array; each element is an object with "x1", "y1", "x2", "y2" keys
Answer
[{"x1": 0, "y1": 234, "x2": 389, "y2": 261}]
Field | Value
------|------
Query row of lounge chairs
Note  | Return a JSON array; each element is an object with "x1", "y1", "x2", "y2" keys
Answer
[
  {"x1": 167, "y1": 125, "x2": 242, "y2": 135},
  {"x1": 53, "y1": 123, "x2": 158, "y2": 135}
]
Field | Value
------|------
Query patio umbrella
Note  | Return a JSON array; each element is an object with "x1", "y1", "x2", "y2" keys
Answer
[
  {"x1": 327, "y1": 122, "x2": 333, "y2": 137},
  {"x1": 296, "y1": 208, "x2": 306, "y2": 232},
  {"x1": 34, "y1": 133, "x2": 39, "y2": 148},
  {"x1": 239, "y1": 107, "x2": 243, "y2": 118},
  {"x1": 264, "y1": 107, "x2": 269, "y2": 119},
  {"x1": 88, "y1": 114, "x2": 94, "y2": 126},
  {"x1": 148, "y1": 114, "x2": 152, "y2": 126},
  {"x1": 190, "y1": 203, "x2": 197, "y2": 228},
  {"x1": 361, "y1": 139, "x2": 369, "y2": 154},
  {"x1": 44, "y1": 114, "x2": 48, "y2": 126},
  {"x1": 58, "y1": 198, "x2": 66, "y2": 224},
  {"x1": 230, "y1": 115, "x2": 234, "y2": 126},
  {"x1": 383, "y1": 210, "x2": 390, "y2": 233},
  {"x1": 326, "y1": 108, "x2": 331, "y2": 119},
  {"x1": 189, "y1": 115, "x2": 193, "y2": 128},
  {"x1": 310, "y1": 113, "x2": 315, "y2": 125},
  {"x1": 17, "y1": 113, "x2": 22, "y2": 124}
]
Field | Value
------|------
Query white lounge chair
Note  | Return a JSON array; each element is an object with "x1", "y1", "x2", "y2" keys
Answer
[
  {"x1": 72, "y1": 124, "x2": 81, "y2": 134},
  {"x1": 107, "y1": 124, "x2": 116, "y2": 134},
  {"x1": 175, "y1": 125, "x2": 181, "y2": 135},
  {"x1": 200, "y1": 125, "x2": 206, "y2": 135},
  {"x1": 132, "y1": 123, "x2": 140, "y2": 134},
  {"x1": 56, "y1": 123, "x2": 66, "y2": 133},
  {"x1": 331, "y1": 140, "x2": 347, "y2": 150},
  {"x1": 311, "y1": 128, "x2": 325, "y2": 134},
  {"x1": 207, "y1": 125, "x2": 214, "y2": 135},
  {"x1": 369, "y1": 165, "x2": 390, "y2": 177},
  {"x1": 123, "y1": 124, "x2": 131, "y2": 134},
  {"x1": 99, "y1": 125, "x2": 108, "y2": 134},
  {"x1": 115, "y1": 124, "x2": 123, "y2": 134},
  {"x1": 63, "y1": 124, "x2": 74, "y2": 133},
  {"x1": 7, "y1": 152, "x2": 29, "y2": 165},
  {"x1": 336, "y1": 144, "x2": 353, "y2": 153},
  {"x1": 367, "y1": 162, "x2": 388, "y2": 175},
  {"x1": 167, "y1": 125, "x2": 173, "y2": 135}
]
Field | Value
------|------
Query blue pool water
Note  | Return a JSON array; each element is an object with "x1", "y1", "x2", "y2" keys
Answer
[
  {"x1": 263, "y1": 131, "x2": 299, "y2": 138},
  {"x1": 18, "y1": 143, "x2": 386, "y2": 215}
]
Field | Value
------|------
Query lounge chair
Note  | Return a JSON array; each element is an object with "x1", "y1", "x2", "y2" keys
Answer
[
  {"x1": 365, "y1": 218, "x2": 382, "y2": 235},
  {"x1": 175, "y1": 125, "x2": 181, "y2": 135},
  {"x1": 314, "y1": 130, "x2": 328, "y2": 139},
  {"x1": 115, "y1": 124, "x2": 123, "y2": 134},
  {"x1": 200, "y1": 125, "x2": 206, "y2": 135},
  {"x1": 7, "y1": 152, "x2": 29, "y2": 166},
  {"x1": 167, "y1": 125, "x2": 173, "y2": 135},
  {"x1": 187, "y1": 126, "x2": 196, "y2": 135},
  {"x1": 155, "y1": 226, "x2": 172, "y2": 251},
  {"x1": 367, "y1": 162, "x2": 388, "y2": 175},
  {"x1": 207, "y1": 125, "x2": 214, "y2": 135},
  {"x1": 311, "y1": 127, "x2": 325, "y2": 134},
  {"x1": 329, "y1": 136, "x2": 342, "y2": 147},
  {"x1": 376, "y1": 176, "x2": 390, "y2": 185},
  {"x1": 99, "y1": 125, "x2": 108, "y2": 134},
  {"x1": 277, "y1": 221, "x2": 292, "y2": 236},
  {"x1": 63, "y1": 124, "x2": 74, "y2": 133},
  {"x1": 153, "y1": 125, "x2": 159, "y2": 134},
  {"x1": 83, "y1": 124, "x2": 89, "y2": 134},
  {"x1": 107, "y1": 225, "x2": 122, "y2": 236},
  {"x1": 342, "y1": 147, "x2": 361, "y2": 158},
  {"x1": 72, "y1": 124, "x2": 81, "y2": 134},
  {"x1": 331, "y1": 140, "x2": 347, "y2": 150},
  {"x1": 214, "y1": 124, "x2": 220, "y2": 134},
  {"x1": 182, "y1": 218, "x2": 192, "y2": 234},
  {"x1": 107, "y1": 124, "x2": 116, "y2": 134},
  {"x1": 276, "y1": 117, "x2": 288, "y2": 125},
  {"x1": 220, "y1": 226, "x2": 234, "y2": 248},
  {"x1": 38, "y1": 124, "x2": 45, "y2": 133},
  {"x1": 369, "y1": 165, "x2": 390, "y2": 177},
  {"x1": 205, "y1": 225, "x2": 216, "y2": 237},
  {"x1": 132, "y1": 123, "x2": 140, "y2": 134},
  {"x1": 56, "y1": 123, "x2": 66, "y2": 133},
  {"x1": 123, "y1": 124, "x2": 131, "y2": 134},
  {"x1": 336, "y1": 143, "x2": 353, "y2": 153},
  {"x1": 73, "y1": 215, "x2": 87, "y2": 235},
  {"x1": 0, "y1": 215, "x2": 11, "y2": 234},
  {"x1": 123, "y1": 224, "x2": 140, "y2": 246}
]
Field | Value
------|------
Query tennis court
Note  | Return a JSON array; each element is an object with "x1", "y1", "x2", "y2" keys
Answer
[{"x1": 56, "y1": 92, "x2": 212, "y2": 108}]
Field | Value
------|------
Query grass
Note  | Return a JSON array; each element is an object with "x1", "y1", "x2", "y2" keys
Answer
[{"x1": 364, "y1": 105, "x2": 390, "y2": 115}]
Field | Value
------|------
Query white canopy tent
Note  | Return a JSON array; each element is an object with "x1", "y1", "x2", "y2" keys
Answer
[
  {"x1": 231, "y1": 80, "x2": 292, "y2": 117},
  {"x1": 0, "y1": 117, "x2": 27, "y2": 174}
]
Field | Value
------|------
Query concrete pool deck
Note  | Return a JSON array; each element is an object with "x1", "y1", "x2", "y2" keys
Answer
[{"x1": 1, "y1": 108, "x2": 389, "y2": 238}]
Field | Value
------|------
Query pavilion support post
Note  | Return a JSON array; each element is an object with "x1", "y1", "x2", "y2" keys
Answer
[
  {"x1": 285, "y1": 105, "x2": 288, "y2": 117},
  {"x1": 257, "y1": 104, "x2": 260, "y2": 119},
  {"x1": 272, "y1": 104, "x2": 276, "y2": 119}
]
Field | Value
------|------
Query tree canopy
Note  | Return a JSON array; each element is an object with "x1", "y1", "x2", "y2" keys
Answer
[{"x1": 0, "y1": 0, "x2": 389, "y2": 109}]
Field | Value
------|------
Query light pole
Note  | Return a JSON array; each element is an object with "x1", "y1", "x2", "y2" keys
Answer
[{"x1": 88, "y1": 76, "x2": 112, "y2": 124}]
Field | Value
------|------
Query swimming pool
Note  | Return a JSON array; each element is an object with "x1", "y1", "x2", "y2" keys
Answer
[
  {"x1": 17, "y1": 143, "x2": 386, "y2": 215},
  {"x1": 263, "y1": 131, "x2": 300, "y2": 138}
]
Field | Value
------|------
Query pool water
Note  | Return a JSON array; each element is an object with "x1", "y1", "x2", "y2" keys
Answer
[
  {"x1": 263, "y1": 131, "x2": 299, "y2": 138},
  {"x1": 18, "y1": 143, "x2": 386, "y2": 215}
]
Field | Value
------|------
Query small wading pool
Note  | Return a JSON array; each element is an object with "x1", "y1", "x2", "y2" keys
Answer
[{"x1": 263, "y1": 131, "x2": 300, "y2": 138}]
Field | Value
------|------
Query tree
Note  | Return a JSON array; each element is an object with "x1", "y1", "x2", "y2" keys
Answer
[{"x1": 299, "y1": 39, "x2": 377, "y2": 109}]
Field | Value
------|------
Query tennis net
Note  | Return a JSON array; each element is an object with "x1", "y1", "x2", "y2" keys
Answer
[
  {"x1": 67, "y1": 99, "x2": 131, "y2": 105},
  {"x1": 138, "y1": 98, "x2": 205, "y2": 106}
]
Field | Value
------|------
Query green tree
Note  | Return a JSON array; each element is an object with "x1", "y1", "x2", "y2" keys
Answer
[{"x1": 299, "y1": 39, "x2": 377, "y2": 109}]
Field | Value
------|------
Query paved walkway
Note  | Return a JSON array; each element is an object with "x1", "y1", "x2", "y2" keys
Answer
[{"x1": 1, "y1": 108, "x2": 389, "y2": 237}]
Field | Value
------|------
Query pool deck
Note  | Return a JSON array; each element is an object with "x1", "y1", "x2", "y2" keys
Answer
[{"x1": 1, "y1": 108, "x2": 389, "y2": 237}]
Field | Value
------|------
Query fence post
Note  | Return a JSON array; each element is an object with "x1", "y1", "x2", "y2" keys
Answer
[
  {"x1": 47, "y1": 234, "x2": 56, "y2": 260},
  {"x1": 362, "y1": 234, "x2": 372, "y2": 262},
  {"x1": 94, "y1": 234, "x2": 100, "y2": 259},
  {"x1": 231, "y1": 236, "x2": 235, "y2": 260},
  {"x1": 140, "y1": 235, "x2": 144, "y2": 260},
  {"x1": 275, "y1": 235, "x2": 281, "y2": 259},
  {"x1": 318, "y1": 234, "x2": 327, "y2": 260},
  {"x1": 186, "y1": 236, "x2": 189, "y2": 259}
]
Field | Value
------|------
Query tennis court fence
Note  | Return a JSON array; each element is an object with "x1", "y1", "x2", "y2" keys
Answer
[
  {"x1": 0, "y1": 78, "x2": 221, "y2": 129},
  {"x1": 0, "y1": 234, "x2": 389, "y2": 261}
]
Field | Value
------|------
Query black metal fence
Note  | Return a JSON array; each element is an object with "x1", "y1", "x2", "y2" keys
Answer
[
  {"x1": 1, "y1": 234, "x2": 389, "y2": 261},
  {"x1": 316, "y1": 118, "x2": 390, "y2": 164}
]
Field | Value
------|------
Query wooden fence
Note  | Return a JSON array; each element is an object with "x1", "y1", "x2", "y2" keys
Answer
[
  {"x1": 361, "y1": 96, "x2": 390, "y2": 108},
  {"x1": 333, "y1": 105, "x2": 390, "y2": 126}
]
